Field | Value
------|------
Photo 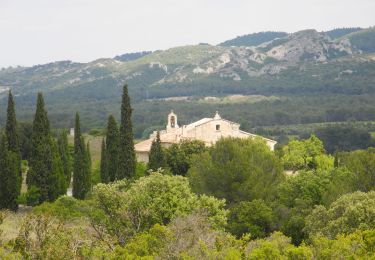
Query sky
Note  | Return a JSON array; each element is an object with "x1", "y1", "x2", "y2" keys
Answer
[{"x1": 1, "y1": 0, "x2": 374, "y2": 68}]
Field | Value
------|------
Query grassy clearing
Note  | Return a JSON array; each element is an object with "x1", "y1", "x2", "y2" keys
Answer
[
  {"x1": 198, "y1": 95, "x2": 281, "y2": 104},
  {"x1": 1, "y1": 209, "x2": 30, "y2": 242},
  {"x1": 68, "y1": 134, "x2": 103, "y2": 166}
]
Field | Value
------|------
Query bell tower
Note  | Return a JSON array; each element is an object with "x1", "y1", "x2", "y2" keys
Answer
[{"x1": 167, "y1": 110, "x2": 179, "y2": 132}]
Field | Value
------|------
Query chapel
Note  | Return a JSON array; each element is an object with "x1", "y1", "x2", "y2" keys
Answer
[{"x1": 134, "y1": 110, "x2": 277, "y2": 162}]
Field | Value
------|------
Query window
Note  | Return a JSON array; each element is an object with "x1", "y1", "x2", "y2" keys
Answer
[
  {"x1": 216, "y1": 124, "x2": 220, "y2": 131},
  {"x1": 170, "y1": 116, "x2": 175, "y2": 128}
]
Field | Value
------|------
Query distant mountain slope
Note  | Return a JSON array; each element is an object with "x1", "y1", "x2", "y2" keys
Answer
[
  {"x1": 0, "y1": 27, "x2": 375, "y2": 135},
  {"x1": 324, "y1": 27, "x2": 362, "y2": 39},
  {"x1": 218, "y1": 31, "x2": 288, "y2": 47},
  {"x1": 0, "y1": 29, "x2": 368, "y2": 99},
  {"x1": 114, "y1": 51, "x2": 152, "y2": 62},
  {"x1": 344, "y1": 27, "x2": 375, "y2": 53}
]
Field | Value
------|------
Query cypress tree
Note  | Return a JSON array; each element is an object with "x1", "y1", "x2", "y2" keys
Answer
[
  {"x1": 106, "y1": 115, "x2": 119, "y2": 181},
  {"x1": 0, "y1": 134, "x2": 20, "y2": 211},
  {"x1": 0, "y1": 91, "x2": 22, "y2": 210},
  {"x1": 118, "y1": 85, "x2": 136, "y2": 179},
  {"x1": 148, "y1": 131, "x2": 167, "y2": 171},
  {"x1": 6, "y1": 91, "x2": 20, "y2": 154},
  {"x1": 58, "y1": 130, "x2": 72, "y2": 188},
  {"x1": 100, "y1": 138, "x2": 109, "y2": 183},
  {"x1": 86, "y1": 141, "x2": 92, "y2": 177},
  {"x1": 72, "y1": 113, "x2": 91, "y2": 199},
  {"x1": 27, "y1": 93, "x2": 63, "y2": 203},
  {"x1": 50, "y1": 140, "x2": 66, "y2": 199}
]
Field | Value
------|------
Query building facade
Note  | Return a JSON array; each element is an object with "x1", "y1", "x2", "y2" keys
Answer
[{"x1": 134, "y1": 110, "x2": 277, "y2": 162}]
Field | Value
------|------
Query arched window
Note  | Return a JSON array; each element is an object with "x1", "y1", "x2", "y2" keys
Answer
[{"x1": 170, "y1": 116, "x2": 176, "y2": 128}]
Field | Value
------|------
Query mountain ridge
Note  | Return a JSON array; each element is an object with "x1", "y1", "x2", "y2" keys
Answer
[{"x1": 1, "y1": 27, "x2": 375, "y2": 136}]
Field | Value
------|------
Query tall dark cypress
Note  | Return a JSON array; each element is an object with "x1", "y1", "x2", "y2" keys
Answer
[
  {"x1": 148, "y1": 131, "x2": 166, "y2": 171},
  {"x1": 5, "y1": 91, "x2": 22, "y2": 193},
  {"x1": 86, "y1": 141, "x2": 92, "y2": 179},
  {"x1": 72, "y1": 113, "x2": 91, "y2": 199},
  {"x1": 50, "y1": 140, "x2": 66, "y2": 199},
  {"x1": 100, "y1": 138, "x2": 109, "y2": 183},
  {"x1": 106, "y1": 115, "x2": 119, "y2": 181},
  {"x1": 118, "y1": 85, "x2": 136, "y2": 179},
  {"x1": 0, "y1": 91, "x2": 22, "y2": 210},
  {"x1": 27, "y1": 93, "x2": 63, "y2": 203},
  {"x1": 58, "y1": 130, "x2": 71, "y2": 187},
  {"x1": 6, "y1": 91, "x2": 20, "y2": 154},
  {"x1": 0, "y1": 134, "x2": 20, "y2": 211}
]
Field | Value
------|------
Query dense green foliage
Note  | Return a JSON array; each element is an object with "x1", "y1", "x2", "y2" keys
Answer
[
  {"x1": 281, "y1": 135, "x2": 326, "y2": 172},
  {"x1": 316, "y1": 125, "x2": 374, "y2": 153},
  {"x1": 305, "y1": 191, "x2": 375, "y2": 238},
  {"x1": 227, "y1": 199, "x2": 273, "y2": 239},
  {"x1": 188, "y1": 138, "x2": 284, "y2": 204},
  {"x1": 147, "y1": 131, "x2": 167, "y2": 171},
  {"x1": 339, "y1": 148, "x2": 375, "y2": 192},
  {"x1": 89, "y1": 172, "x2": 227, "y2": 246},
  {"x1": 166, "y1": 140, "x2": 206, "y2": 176},
  {"x1": 18, "y1": 121, "x2": 33, "y2": 160},
  {"x1": 72, "y1": 113, "x2": 91, "y2": 199},
  {"x1": 118, "y1": 85, "x2": 136, "y2": 179}
]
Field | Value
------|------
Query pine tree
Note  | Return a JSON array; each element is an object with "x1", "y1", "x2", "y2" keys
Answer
[
  {"x1": 58, "y1": 130, "x2": 72, "y2": 188},
  {"x1": 118, "y1": 85, "x2": 136, "y2": 179},
  {"x1": 106, "y1": 115, "x2": 119, "y2": 181},
  {"x1": 0, "y1": 134, "x2": 20, "y2": 211},
  {"x1": 148, "y1": 131, "x2": 167, "y2": 171},
  {"x1": 72, "y1": 113, "x2": 91, "y2": 199},
  {"x1": 100, "y1": 138, "x2": 109, "y2": 183},
  {"x1": 27, "y1": 93, "x2": 64, "y2": 204}
]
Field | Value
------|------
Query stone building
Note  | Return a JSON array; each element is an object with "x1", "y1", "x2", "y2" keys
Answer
[{"x1": 134, "y1": 110, "x2": 277, "y2": 162}]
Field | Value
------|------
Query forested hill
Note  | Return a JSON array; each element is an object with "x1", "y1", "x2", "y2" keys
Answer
[{"x1": 0, "y1": 27, "x2": 375, "y2": 137}]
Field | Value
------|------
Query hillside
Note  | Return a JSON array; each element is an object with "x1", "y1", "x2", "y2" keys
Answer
[
  {"x1": 218, "y1": 31, "x2": 288, "y2": 47},
  {"x1": 324, "y1": 27, "x2": 362, "y2": 39},
  {"x1": 0, "y1": 27, "x2": 375, "y2": 138}
]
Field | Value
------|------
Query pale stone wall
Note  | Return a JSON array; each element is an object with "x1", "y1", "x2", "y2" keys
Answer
[
  {"x1": 186, "y1": 119, "x2": 240, "y2": 145},
  {"x1": 136, "y1": 151, "x2": 149, "y2": 163}
]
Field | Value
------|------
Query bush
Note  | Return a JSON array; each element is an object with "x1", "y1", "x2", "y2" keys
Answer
[
  {"x1": 33, "y1": 196, "x2": 88, "y2": 220},
  {"x1": 227, "y1": 200, "x2": 273, "y2": 238},
  {"x1": 26, "y1": 186, "x2": 41, "y2": 206},
  {"x1": 305, "y1": 191, "x2": 375, "y2": 238},
  {"x1": 89, "y1": 172, "x2": 228, "y2": 246}
]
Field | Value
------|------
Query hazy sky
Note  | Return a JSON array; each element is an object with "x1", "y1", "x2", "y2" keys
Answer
[{"x1": 1, "y1": 0, "x2": 374, "y2": 68}]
